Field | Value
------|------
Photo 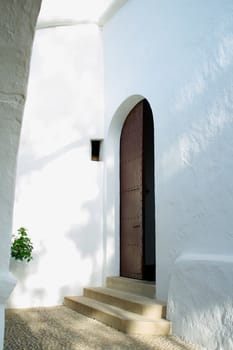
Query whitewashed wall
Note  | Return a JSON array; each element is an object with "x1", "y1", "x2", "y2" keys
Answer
[
  {"x1": 103, "y1": 0, "x2": 233, "y2": 348},
  {"x1": 0, "y1": 1, "x2": 42, "y2": 349},
  {"x1": 8, "y1": 24, "x2": 104, "y2": 307}
]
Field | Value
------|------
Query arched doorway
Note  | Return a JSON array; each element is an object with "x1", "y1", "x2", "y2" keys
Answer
[{"x1": 120, "y1": 99, "x2": 155, "y2": 281}]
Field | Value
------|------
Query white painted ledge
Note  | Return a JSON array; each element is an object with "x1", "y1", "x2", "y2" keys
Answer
[
  {"x1": 36, "y1": 20, "x2": 98, "y2": 30},
  {"x1": 98, "y1": 0, "x2": 128, "y2": 26},
  {"x1": 36, "y1": 0, "x2": 128, "y2": 29},
  {"x1": 167, "y1": 254, "x2": 233, "y2": 350}
]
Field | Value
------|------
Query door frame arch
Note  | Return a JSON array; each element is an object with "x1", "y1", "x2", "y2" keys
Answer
[{"x1": 103, "y1": 95, "x2": 156, "y2": 282}]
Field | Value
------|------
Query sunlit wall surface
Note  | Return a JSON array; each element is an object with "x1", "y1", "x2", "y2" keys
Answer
[
  {"x1": 8, "y1": 23, "x2": 104, "y2": 307},
  {"x1": 103, "y1": 0, "x2": 233, "y2": 348},
  {"x1": 0, "y1": 2, "x2": 42, "y2": 349},
  {"x1": 38, "y1": 0, "x2": 113, "y2": 23}
]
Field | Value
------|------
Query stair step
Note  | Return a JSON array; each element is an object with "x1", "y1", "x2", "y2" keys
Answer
[
  {"x1": 106, "y1": 276, "x2": 156, "y2": 298},
  {"x1": 84, "y1": 287, "x2": 166, "y2": 320},
  {"x1": 64, "y1": 296, "x2": 170, "y2": 335}
]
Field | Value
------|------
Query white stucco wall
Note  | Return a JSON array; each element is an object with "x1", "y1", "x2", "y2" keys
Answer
[
  {"x1": 167, "y1": 254, "x2": 233, "y2": 350},
  {"x1": 38, "y1": 0, "x2": 114, "y2": 25},
  {"x1": 0, "y1": 1, "x2": 42, "y2": 349},
  {"x1": 3, "y1": 0, "x2": 233, "y2": 347},
  {"x1": 8, "y1": 24, "x2": 104, "y2": 307},
  {"x1": 103, "y1": 0, "x2": 233, "y2": 348}
]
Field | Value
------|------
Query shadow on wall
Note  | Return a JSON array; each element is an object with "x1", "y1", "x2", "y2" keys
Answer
[
  {"x1": 11, "y1": 115, "x2": 104, "y2": 304},
  {"x1": 17, "y1": 139, "x2": 86, "y2": 178},
  {"x1": 153, "y1": 34, "x2": 233, "y2": 330},
  {"x1": 9, "y1": 190, "x2": 104, "y2": 306},
  {"x1": 154, "y1": 32, "x2": 233, "y2": 348},
  {"x1": 66, "y1": 191, "x2": 103, "y2": 288},
  {"x1": 167, "y1": 255, "x2": 233, "y2": 349},
  {"x1": 10, "y1": 24, "x2": 104, "y2": 308},
  {"x1": 53, "y1": 189, "x2": 105, "y2": 302},
  {"x1": 102, "y1": 28, "x2": 233, "y2": 307}
]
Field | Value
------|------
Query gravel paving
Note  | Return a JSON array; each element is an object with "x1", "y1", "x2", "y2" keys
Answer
[{"x1": 4, "y1": 306, "x2": 205, "y2": 350}]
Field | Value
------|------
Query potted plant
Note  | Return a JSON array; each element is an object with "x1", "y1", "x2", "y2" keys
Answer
[{"x1": 11, "y1": 227, "x2": 33, "y2": 262}]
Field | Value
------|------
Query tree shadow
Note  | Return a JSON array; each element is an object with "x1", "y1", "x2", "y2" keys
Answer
[
  {"x1": 17, "y1": 139, "x2": 86, "y2": 178},
  {"x1": 66, "y1": 192, "x2": 104, "y2": 287}
]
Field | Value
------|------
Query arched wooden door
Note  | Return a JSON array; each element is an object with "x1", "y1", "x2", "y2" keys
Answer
[{"x1": 120, "y1": 99, "x2": 155, "y2": 281}]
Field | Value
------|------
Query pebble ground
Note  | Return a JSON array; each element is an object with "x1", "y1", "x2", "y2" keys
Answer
[{"x1": 4, "y1": 306, "x2": 205, "y2": 350}]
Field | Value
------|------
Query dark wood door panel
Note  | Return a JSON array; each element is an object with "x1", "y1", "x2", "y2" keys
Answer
[
  {"x1": 120, "y1": 101, "x2": 144, "y2": 280},
  {"x1": 120, "y1": 99, "x2": 156, "y2": 281}
]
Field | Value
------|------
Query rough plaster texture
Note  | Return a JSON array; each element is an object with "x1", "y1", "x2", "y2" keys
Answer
[
  {"x1": 167, "y1": 255, "x2": 233, "y2": 350},
  {"x1": 0, "y1": 272, "x2": 16, "y2": 350},
  {"x1": 103, "y1": 0, "x2": 233, "y2": 347},
  {"x1": 3, "y1": 0, "x2": 233, "y2": 348},
  {"x1": 8, "y1": 24, "x2": 104, "y2": 308},
  {"x1": 0, "y1": 1, "x2": 42, "y2": 349},
  {"x1": 0, "y1": 0, "x2": 41, "y2": 272}
]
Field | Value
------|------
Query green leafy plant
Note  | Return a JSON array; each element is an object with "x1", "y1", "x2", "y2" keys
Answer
[{"x1": 11, "y1": 227, "x2": 33, "y2": 262}]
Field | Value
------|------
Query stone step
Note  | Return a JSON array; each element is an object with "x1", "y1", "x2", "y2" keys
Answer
[
  {"x1": 84, "y1": 287, "x2": 166, "y2": 320},
  {"x1": 106, "y1": 276, "x2": 156, "y2": 298},
  {"x1": 64, "y1": 296, "x2": 170, "y2": 335}
]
